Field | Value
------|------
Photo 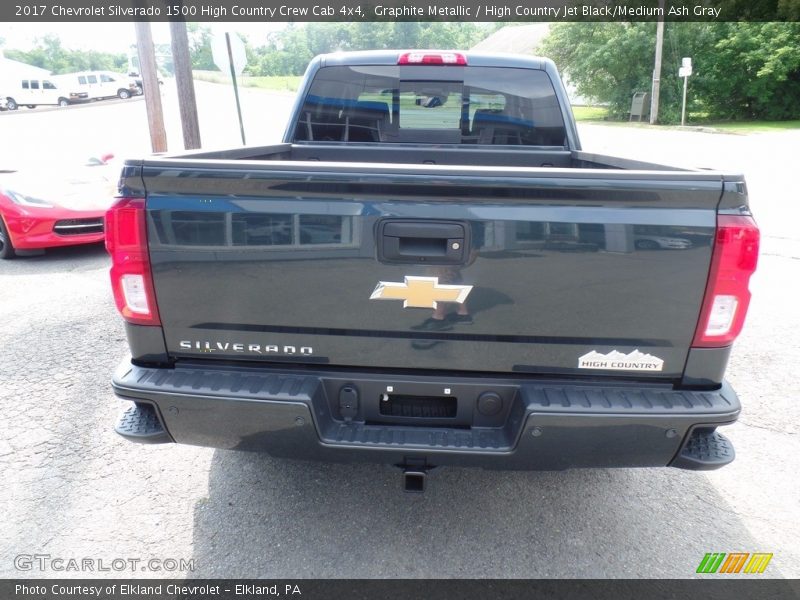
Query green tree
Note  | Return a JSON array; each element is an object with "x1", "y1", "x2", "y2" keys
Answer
[
  {"x1": 187, "y1": 23, "x2": 215, "y2": 70},
  {"x1": 249, "y1": 22, "x2": 496, "y2": 77},
  {"x1": 778, "y1": 0, "x2": 800, "y2": 19},
  {"x1": 542, "y1": 23, "x2": 702, "y2": 122},
  {"x1": 698, "y1": 23, "x2": 800, "y2": 119},
  {"x1": 541, "y1": 22, "x2": 800, "y2": 122},
  {"x1": 4, "y1": 34, "x2": 127, "y2": 75}
]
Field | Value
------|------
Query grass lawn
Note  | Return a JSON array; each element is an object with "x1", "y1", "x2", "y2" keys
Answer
[
  {"x1": 193, "y1": 71, "x2": 301, "y2": 92},
  {"x1": 571, "y1": 105, "x2": 610, "y2": 121},
  {"x1": 572, "y1": 104, "x2": 799, "y2": 134},
  {"x1": 695, "y1": 120, "x2": 800, "y2": 134}
]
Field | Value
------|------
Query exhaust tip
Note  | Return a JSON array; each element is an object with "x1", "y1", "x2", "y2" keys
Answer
[{"x1": 403, "y1": 470, "x2": 426, "y2": 493}]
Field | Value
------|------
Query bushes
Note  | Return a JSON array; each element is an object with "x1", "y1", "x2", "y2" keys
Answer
[{"x1": 541, "y1": 22, "x2": 800, "y2": 123}]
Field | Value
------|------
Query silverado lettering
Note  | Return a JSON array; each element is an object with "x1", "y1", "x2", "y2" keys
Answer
[{"x1": 179, "y1": 341, "x2": 313, "y2": 355}]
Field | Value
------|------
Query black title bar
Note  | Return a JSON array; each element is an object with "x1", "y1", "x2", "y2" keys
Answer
[
  {"x1": 3, "y1": 579, "x2": 800, "y2": 600},
  {"x1": 3, "y1": 0, "x2": 797, "y2": 22}
]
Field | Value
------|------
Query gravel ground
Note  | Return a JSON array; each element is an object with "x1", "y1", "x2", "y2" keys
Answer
[{"x1": 0, "y1": 85, "x2": 798, "y2": 578}]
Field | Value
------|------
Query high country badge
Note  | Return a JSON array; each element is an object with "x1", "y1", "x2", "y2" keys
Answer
[{"x1": 578, "y1": 349, "x2": 664, "y2": 372}]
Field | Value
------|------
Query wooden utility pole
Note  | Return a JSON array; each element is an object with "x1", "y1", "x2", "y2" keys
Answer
[
  {"x1": 649, "y1": 0, "x2": 665, "y2": 124},
  {"x1": 134, "y1": 21, "x2": 167, "y2": 153},
  {"x1": 170, "y1": 20, "x2": 201, "y2": 149}
]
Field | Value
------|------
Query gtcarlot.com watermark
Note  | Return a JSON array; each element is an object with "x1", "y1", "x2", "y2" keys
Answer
[{"x1": 14, "y1": 554, "x2": 195, "y2": 573}]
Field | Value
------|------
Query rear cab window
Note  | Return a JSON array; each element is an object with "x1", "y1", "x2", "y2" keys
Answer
[{"x1": 293, "y1": 64, "x2": 566, "y2": 146}]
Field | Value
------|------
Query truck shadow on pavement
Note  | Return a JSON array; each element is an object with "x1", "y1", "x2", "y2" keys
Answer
[
  {"x1": 191, "y1": 449, "x2": 771, "y2": 578},
  {"x1": 2, "y1": 242, "x2": 107, "y2": 275}
]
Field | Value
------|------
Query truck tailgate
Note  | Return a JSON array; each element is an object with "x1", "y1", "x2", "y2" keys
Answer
[{"x1": 141, "y1": 162, "x2": 723, "y2": 379}]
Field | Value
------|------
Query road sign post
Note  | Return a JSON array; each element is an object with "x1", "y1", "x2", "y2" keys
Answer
[
  {"x1": 226, "y1": 33, "x2": 246, "y2": 145},
  {"x1": 679, "y1": 57, "x2": 692, "y2": 126},
  {"x1": 212, "y1": 32, "x2": 247, "y2": 145}
]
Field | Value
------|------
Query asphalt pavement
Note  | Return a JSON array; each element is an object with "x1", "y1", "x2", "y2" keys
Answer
[{"x1": 0, "y1": 81, "x2": 798, "y2": 578}]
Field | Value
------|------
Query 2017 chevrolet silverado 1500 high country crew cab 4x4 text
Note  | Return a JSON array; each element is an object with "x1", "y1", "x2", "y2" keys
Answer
[{"x1": 107, "y1": 51, "x2": 759, "y2": 489}]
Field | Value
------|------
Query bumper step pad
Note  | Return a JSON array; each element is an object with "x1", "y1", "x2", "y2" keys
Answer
[
  {"x1": 115, "y1": 402, "x2": 172, "y2": 444},
  {"x1": 112, "y1": 362, "x2": 741, "y2": 468},
  {"x1": 671, "y1": 429, "x2": 734, "y2": 470}
]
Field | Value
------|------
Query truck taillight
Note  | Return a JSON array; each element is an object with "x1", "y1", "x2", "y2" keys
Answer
[
  {"x1": 105, "y1": 197, "x2": 161, "y2": 326},
  {"x1": 398, "y1": 52, "x2": 467, "y2": 65},
  {"x1": 692, "y1": 215, "x2": 759, "y2": 348}
]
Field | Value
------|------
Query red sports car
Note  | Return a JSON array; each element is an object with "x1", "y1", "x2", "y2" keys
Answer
[{"x1": 0, "y1": 158, "x2": 116, "y2": 259}]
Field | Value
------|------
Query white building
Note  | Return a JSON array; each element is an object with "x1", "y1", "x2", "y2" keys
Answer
[
  {"x1": 471, "y1": 24, "x2": 590, "y2": 106},
  {"x1": 0, "y1": 49, "x2": 52, "y2": 88}
]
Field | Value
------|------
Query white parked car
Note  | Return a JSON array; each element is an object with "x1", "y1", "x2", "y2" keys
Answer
[
  {"x1": 55, "y1": 71, "x2": 140, "y2": 101},
  {"x1": 634, "y1": 235, "x2": 692, "y2": 250},
  {"x1": 3, "y1": 77, "x2": 82, "y2": 110}
]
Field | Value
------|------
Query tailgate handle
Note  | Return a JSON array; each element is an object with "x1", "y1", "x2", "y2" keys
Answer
[{"x1": 379, "y1": 220, "x2": 467, "y2": 264}]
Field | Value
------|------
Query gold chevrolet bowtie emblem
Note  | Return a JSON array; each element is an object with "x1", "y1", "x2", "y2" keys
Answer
[{"x1": 370, "y1": 276, "x2": 473, "y2": 309}]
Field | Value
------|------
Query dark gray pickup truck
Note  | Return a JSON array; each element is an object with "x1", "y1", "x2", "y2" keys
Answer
[{"x1": 107, "y1": 50, "x2": 759, "y2": 490}]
